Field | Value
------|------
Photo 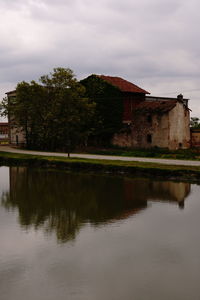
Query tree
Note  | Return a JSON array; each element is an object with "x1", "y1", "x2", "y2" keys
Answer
[
  {"x1": 39, "y1": 68, "x2": 95, "y2": 155},
  {"x1": 1, "y1": 81, "x2": 46, "y2": 148},
  {"x1": 1, "y1": 68, "x2": 95, "y2": 155},
  {"x1": 80, "y1": 75, "x2": 123, "y2": 146},
  {"x1": 190, "y1": 117, "x2": 200, "y2": 129}
]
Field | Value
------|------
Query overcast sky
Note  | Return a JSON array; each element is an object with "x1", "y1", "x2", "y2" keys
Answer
[{"x1": 0, "y1": 0, "x2": 200, "y2": 117}]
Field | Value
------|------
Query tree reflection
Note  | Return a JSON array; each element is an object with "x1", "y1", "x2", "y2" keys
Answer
[{"x1": 1, "y1": 167, "x2": 191, "y2": 243}]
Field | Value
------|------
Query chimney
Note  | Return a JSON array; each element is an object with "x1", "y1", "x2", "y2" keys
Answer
[
  {"x1": 177, "y1": 94, "x2": 183, "y2": 101},
  {"x1": 177, "y1": 94, "x2": 188, "y2": 107}
]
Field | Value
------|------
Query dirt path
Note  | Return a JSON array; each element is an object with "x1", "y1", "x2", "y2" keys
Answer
[{"x1": 1, "y1": 146, "x2": 200, "y2": 167}]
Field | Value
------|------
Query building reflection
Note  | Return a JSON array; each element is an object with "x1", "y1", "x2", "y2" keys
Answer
[
  {"x1": 1, "y1": 167, "x2": 191, "y2": 243},
  {"x1": 123, "y1": 179, "x2": 190, "y2": 210}
]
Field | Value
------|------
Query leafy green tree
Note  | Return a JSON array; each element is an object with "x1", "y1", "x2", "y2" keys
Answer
[
  {"x1": 1, "y1": 81, "x2": 46, "y2": 148},
  {"x1": 39, "y1": 68, "x2": 95, "y2": 155},
  {"x1": 190, "y1": 117, "x2": 200, "y2": 129},
  {"x1": 1, "y1": 68, "x2": 95, "y2": 155}
]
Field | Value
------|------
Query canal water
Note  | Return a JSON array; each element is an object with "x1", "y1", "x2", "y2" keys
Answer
[{"x1": 0, "y1": 166, "x2": 200, "y2": 300}]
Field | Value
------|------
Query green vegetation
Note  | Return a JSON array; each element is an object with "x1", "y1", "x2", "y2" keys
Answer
[
  {"x1": 190, "y1": 117, "x2": 200, "y2": 129},
  {"x1": 0, "y1": 151, "x2": 200, "y2": 181},
  {"x1": 83, "y1": 146, "x2": 200, "y2": 160},
  {"x1": 0, "y1": 141, "x2": 9, "y2": 145},
  {"x1": 80, "y1": 75, "x2": 123, "y2": 145},
  {"x1": 1, "y1": 68, "x2": 95, "y2": 155}
]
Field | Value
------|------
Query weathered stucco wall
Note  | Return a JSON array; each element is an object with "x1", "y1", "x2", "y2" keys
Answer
[
  {"x1": 10, "y1": 125, "x2": 26, "y2": 146},
  {"x1": 168, "y1": 102, "x2": 190, "y2": 149},
  {"x1": 112, "y1": 113, "x2": 170, "y2": 148},
  {"x1": 112, "y1": 102, "x2": 190, "y2": 150},
  {"x1": 7, "y1": 92, "x2": 26, "y2": 146}
]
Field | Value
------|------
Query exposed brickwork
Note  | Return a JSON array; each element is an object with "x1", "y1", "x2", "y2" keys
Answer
[
  {"x1": 191, "y1": 129, "x2": 200, "y2": 148},
  {"x1": 113, "y1": 101, "x2": 191, "y2": 150},
  {"x1": 123, "y1": 93, "x2": 145, "y2": 121}
]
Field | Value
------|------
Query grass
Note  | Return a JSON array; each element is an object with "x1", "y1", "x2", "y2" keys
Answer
[
  {"x1": 0, "y1": 151, "x2": 200, "y2": 181},
  {"x1": 0, "y1": 141, "x2": 9, "y2": 145},
  {"x1": 83, "y1": 147, "x2": 200, "y2": 160}
]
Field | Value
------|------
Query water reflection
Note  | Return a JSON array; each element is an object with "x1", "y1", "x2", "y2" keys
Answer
[{"x1": 1, "y1": 167, "x2": 191, "y2": 243}]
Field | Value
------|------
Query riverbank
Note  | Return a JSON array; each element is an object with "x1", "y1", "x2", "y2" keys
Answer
[
  {"x1": 83, "y1": 147, "x2": 200, "y2": 160},
  {"x1": 0, "y1": 151, "x2": 200, "y2": 181}
]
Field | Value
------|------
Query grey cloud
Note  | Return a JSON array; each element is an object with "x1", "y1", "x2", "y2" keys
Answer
[
  {"x1": 106, "y1": 0, "x2": 182, "y2": 16},
  {"x1": 0, "y1": 0, "x2": 200, "y2": 116}
]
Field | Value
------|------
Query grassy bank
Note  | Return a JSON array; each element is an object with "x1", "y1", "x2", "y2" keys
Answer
[
  {"x1": 0, "y1": 151, "x2": 200, "y2": 182},
  {"x1": 83, "y1": 147, "x2": 200, "y2": 160}
]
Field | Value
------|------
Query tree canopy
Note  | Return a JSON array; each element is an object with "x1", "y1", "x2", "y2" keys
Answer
[
  {"x1": 1, "y1": 68, "x2": 95, "y2": 154},
  {"x1": 190, "y1": 117, "x2": 200, "y2": 129},
  {"x1": 80, "y1": 75, "x2": 123, "y2": 145}
]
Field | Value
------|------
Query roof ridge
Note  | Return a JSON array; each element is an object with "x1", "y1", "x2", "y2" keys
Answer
[{"x1": 97, "y1": 75, "x2": 150, "y2": 94}]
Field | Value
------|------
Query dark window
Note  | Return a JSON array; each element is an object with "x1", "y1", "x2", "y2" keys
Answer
[
  {"x1": 147, "y1": 134, "x2": 152, "y2": 143},
  {"x1": 179, "y1": 142, "x2": 182, "y2": 148},
  {"x1": 147, "y1": 115, "x2": 152, "y2": 124}
]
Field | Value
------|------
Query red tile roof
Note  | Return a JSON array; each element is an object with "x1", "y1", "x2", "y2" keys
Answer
[
  {"x1": 135, "y1": 100, "x2": 177, "y2": 114},
  {"x1": 98, "y1": 75, "x2": 150, "y2": 94}
]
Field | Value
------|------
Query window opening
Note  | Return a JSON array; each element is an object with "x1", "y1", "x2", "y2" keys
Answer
[
  {"x1": 147, "y1": 115, "x2": 152, "y2": 124},
  {"x1": 147, "y1": 134, "x2": 152, "y2": 143}
]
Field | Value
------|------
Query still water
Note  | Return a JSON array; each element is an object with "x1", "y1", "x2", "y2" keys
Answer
[{"x1": 0, "y1": 166, "x2": 200, "y2": 300}]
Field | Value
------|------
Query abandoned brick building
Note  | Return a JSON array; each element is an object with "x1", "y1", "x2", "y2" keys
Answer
[
  {"x1": 82, "y1": 75, "x2": 191, "y2": 150},
  {"x1": 112, "y1": 93, "x2": 191, "y2": 150},
  {"x1": 6, "y1": 75, "x2": 191, "y2": 150}
]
